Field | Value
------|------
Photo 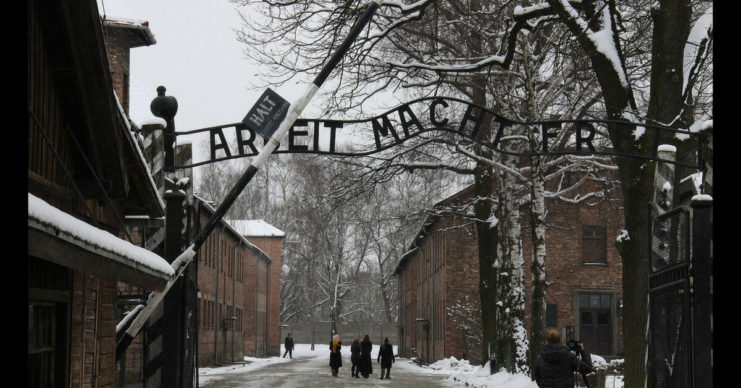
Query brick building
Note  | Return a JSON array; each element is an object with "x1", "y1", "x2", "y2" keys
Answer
[
  {"x1": 229, "y1": 219, "x2": 286, "y2": 357},
  {"x1": 193, "y1": 197, "x2": 285, "y2": 365},
  {"x1": 27, "y1": 1, "x2": 170, "y2": 386},
  {"x1": 395, "y1": 171, "x2": 625, "y2": 365}
]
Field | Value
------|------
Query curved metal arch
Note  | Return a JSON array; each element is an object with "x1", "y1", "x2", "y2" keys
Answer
[{"x1": 165, "y1": 96, "x2": 707, "y2": 170}]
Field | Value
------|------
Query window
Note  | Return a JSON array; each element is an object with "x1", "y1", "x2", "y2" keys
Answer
[
  {"x1": 582, "y1": 226, "x2": 607, "y2": 264},
  {"x1": 563, "y1": 171, "x2": 581, "y2": 188},
  {"x1": 546, "y1": 304, "x2": 558, "y2": 327}
]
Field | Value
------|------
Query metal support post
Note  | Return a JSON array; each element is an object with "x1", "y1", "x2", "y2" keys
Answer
[
  {"x1": 691, "y1": 197, "x2": 712, "y2": 388},
  {"x1": 115, "y1": 0, "x2": 383, "y2": 363}
]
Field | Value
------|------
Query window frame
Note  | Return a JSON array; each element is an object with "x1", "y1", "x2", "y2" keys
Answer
[{"x1": 582, "y1": 225, "x2": 607, "y2": 265}]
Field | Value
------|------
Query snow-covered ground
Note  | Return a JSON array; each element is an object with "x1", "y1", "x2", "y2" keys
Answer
[{"x1": 198, "y1": 343, "x2": 624, "y2": 387}]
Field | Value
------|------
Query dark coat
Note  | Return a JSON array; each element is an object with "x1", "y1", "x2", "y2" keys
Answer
[
  {"x1": 358, "y1": 340, "x2": 373, "y2": 376},
  {"x1": 284, "y1": 336, "x2": 294, "y2": 350},
  {"x1": 532, "y1": 343, "x2": 592, "y2": 388},
  {"x1": 377, "y1": 342, "x2": 395, "y2": 368},
  {"x1": 350, "y1": 340, "x2": 361, "y2": 363},
  {"x1": 329, "y1": 341, "x2": 342, "y2": 368}
]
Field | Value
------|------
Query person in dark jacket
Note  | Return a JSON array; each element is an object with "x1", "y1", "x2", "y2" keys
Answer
[
  {"x1": 283, "y1": 333, "x2": 294, "y2": 359},
  {"x1": 377, "y1": 337, "x2": 395, "y2": 379},
  {"x1": 329, "y1": 334, "x2": 342, "y2": 377},
  {"x1": 532, "y1": 329, "x2": 593, "y2": 388},
  {"x1": 358, "y1": 334, "x2": 373, "y2": 378},
  {"x1": 350, "y1": 337, "x2": 361, "y2": 378}
]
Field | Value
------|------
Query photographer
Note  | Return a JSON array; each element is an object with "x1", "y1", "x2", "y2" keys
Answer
[{"x1": 533, "y1": 329, "x2": 593, "y2": 388}]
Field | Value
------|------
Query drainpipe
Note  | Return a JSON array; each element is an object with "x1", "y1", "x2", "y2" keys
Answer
[
  {"x1": 254, "y1": 257, "x2": 259, "y2": 356},
  {"x1": 266, "y1": 260, "x2": 270, "y2": 355},
  {"x1": 431, "y1": 243, "x2": 434, "y2": 360},
  {"x1": 214, "y1": 226, "x2": 223, "y2": 365},
  {"x1": 195, "y1": 202, "x2": 201, "y2": 386},
  {"x1": 232, "y1": 244, "x2": 237, "y2": 362}
]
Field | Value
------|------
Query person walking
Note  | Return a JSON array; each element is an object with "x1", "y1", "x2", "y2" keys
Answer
[
  {"x1": 377, "y1": 337, "x2": 395, "y2": 379},
  {"x1": 283, "y1": 333, "x2": 294, "y2": 359},
  {"x1": 532, "y1": 329, "x2": 593, "y2": 388},
  {"x1": 329, "y1": 334, "x2": 343, "y2": 377},
  {"x1": 358, "y1": 334, "x2": 373, "y2": 378},
  {"x1": 350, "y1": 337, "x2": 361, "y2": 378}
]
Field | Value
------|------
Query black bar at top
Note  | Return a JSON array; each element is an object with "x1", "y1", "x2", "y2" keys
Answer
[{"x1": 313, "y1": 1, "x2": 380, "y2": 87}]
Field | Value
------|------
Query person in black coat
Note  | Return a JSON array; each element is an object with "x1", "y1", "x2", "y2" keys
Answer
[
  {"x1": 532, "y1": 329, "x2": 593, "y2": 388},
  {"x1": 350, "y1": 337, "x2": 361, "y2": 378},
  {"x1": 377, "y1": 337, "x2": 395, "y2": 379},
  {"x1": 358, "y1": 334, "x2": 373, "y2": 378},
  {"x1": 283, "y1": 333, "x2": 294, "y2": 359},
  {"x1": 329, "y1": 334, "x2": 342, "y2": 377}
]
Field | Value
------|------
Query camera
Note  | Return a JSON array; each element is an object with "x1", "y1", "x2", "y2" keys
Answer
[{"x1": 566, "y1": 339, "x2": 582, "y2": 352}]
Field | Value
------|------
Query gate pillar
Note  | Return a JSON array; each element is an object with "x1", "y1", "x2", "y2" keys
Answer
[{"x1": 690, "y1": 196, "x2": 712, "y2": 388}]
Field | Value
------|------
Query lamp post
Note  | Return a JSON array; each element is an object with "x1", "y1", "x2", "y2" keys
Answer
[
  {"x1": 150, "y1": 85, "x2": 178, "y2": 173},
  {"x1": 151, "y1": 86, "x2": 196, "y2": 387},
  {"x1": 116, "y1": 0, "x2": 384, "y2": 371}
]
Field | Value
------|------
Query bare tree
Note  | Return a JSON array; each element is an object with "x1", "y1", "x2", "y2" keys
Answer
[{"x1": 234, "y1": 1, "x2": 712, "y2": 383}]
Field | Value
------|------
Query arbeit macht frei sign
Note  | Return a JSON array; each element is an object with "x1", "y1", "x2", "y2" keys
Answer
[{"x1": 168, "y1": 97, "x2": 706, "y2": 170}]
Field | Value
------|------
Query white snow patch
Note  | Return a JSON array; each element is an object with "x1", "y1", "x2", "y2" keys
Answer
[
  {"x1": 616, "y1": 229, "x2": 630, "y2": 242},
  {"x1": 28, "y1": 193, "x2": 174, "y2": 278},
  {"x1": 228, "y1": 219, "x2": 286, "y2": 237},
  {"x1": 657, "y1": 144, "x2": 677, "y2": 153},
  {"x1": 683, "y1": 6, "x2": 713, "y2": 92}
]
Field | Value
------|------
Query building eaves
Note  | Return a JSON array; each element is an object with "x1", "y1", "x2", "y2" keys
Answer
[
  {"x1": 228, "y1": 219, "x2": 286, "y2": 238},
  {"x1": 28, "y1": 193, "x2": 173, "y2": 290},
  {"x1": 193, "y1": 194, "x2": 272, "y2": 264},
  {"x1": 102, "y1": 16, "x2": 156, "y2": 47}
]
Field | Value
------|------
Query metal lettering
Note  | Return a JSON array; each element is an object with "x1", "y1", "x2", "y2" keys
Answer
[
  {"x1": 372, "y1": 114, "x2": 401, "y2": 149},
  {"x1": 289, "y1": 120, "x2": 310, "y2": 151},
  {"x1": 176, "y1": 97, "x2": 702, "y2": 170},
  {"x1": 235, "y1": 124, "x2": 258, "y2": 156},
  {"x1": 458, "y1": 104, "x2": 487, "y2": 140},
  {"x1": 210, "y1": 128, "x2": 231, "y2": 160},
  {"x1": 397, "y1": 105, "x2": 423, "y2": 138},
  {"x1": 324, "y1": 121, "x2": 342, "y2": 153},
  {"x1": 575, "y1": 122, "x2": 596, "y2": 152},
  {"x1": 541, "y1": 123, "x2": 560, "y2": 153}
]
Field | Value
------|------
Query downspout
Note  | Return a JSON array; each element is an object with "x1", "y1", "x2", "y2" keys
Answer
[
  {"x1": 431, "y1": 239, "x2": 435, "y2": 360},
  {"x1": 232, "y1": 244, "x2": 237, "y2": 362},
  {"x1": 195, "y1": 201, "x2": 200, "y2": 386},
  {"x1": 266, "y1": 259, "x2": 270, "y2": 355},
  {"x1": 214, "y1": 225, "x2": 223, "y2": 365},
  {"x1": 254, "y1": 256, "x2": 259, "y2": 356}
]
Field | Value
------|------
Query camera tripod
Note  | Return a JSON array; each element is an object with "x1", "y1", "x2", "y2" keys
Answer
[{"x1": 573, "y1": 349, "x2": 591, "y2": 388}]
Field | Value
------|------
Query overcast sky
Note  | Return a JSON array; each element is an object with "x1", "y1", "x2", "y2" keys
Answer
[{"x1": 99, "y1": 0, "x2": 309, "y2": 165}]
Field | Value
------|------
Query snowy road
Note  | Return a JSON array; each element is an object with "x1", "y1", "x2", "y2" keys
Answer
[
  {"x1": 197, "y1": 344, "x2": 453, "y2": 388},
  {"x1": 196, "y1": 344, "x2": 622, "y2": 388}
]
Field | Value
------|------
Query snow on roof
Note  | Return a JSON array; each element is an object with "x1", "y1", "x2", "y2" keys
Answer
[
  {"x1": 114, "y1": 92, "x2": 166, "y2": 212},
  {"x1": 228, "y1": 219, "x2": 285, "y2": 238},
  {"x1": 28, "y1": 193, "x2": 174, "y2": 279}
]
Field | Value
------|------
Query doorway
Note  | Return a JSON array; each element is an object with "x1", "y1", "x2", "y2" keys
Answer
[{"x1": 578, "y1": 293, "x2": 612, "y2": 355}]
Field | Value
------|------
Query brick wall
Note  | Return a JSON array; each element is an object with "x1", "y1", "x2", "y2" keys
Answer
[
  {"x1": 103, "y1": 25, "x2": 131, "y2": 115},
  {"x1": 396, "y1": 249, "x2": 419, "y2": 358},
  {"x1": 196, "y1": 212, "x2": 251, "y2": 365},
  {"x1": 69, "y1": 273, "x2": 118, "y2": 387},
  {"x1": 520, "y1": 175, "x2": 625, "y2": 354},
  {"x1": 245, "y1": 236, "x2": 283, "y2": 356},
  {"x1": 194, "y1": 202, "x2": 280, "y2": 365},
  {"x1": 395, "y1": 171, "x2": 625, "y2": 364},
  {"x1": 442, "y1": 215, "x2": 482, "y2": 364}
]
